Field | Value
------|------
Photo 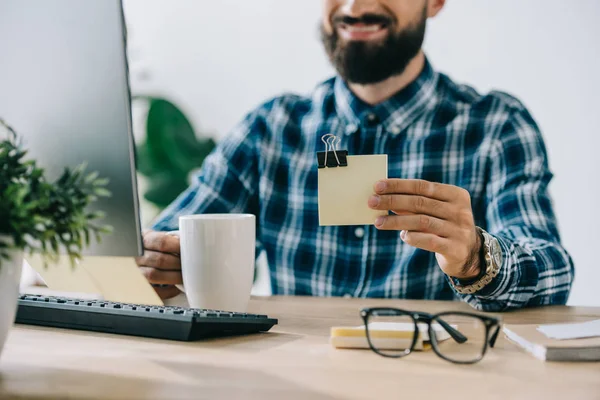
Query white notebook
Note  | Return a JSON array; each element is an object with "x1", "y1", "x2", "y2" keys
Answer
[{"x1": 503, "y1": 323, "x2": 600, "y2": 362}]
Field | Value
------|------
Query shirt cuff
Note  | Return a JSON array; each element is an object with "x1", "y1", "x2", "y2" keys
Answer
[
  {"x1": 447, "y1": 234, "x2": 514, "y2": 300},
  {"x1": 466, "y1": 234, "x2": 513, "y2": 298}
]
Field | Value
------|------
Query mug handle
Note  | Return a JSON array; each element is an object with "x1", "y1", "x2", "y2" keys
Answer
[{"x1": 165, "y1": 230, "x2": 185, "y2": 293}]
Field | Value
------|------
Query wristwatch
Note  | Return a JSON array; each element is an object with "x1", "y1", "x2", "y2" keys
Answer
[{"x1": 449, "y1": 227, "x2": 503, "y2": 294}]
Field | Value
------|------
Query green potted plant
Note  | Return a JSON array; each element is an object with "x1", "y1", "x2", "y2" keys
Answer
[
  {"x1": 0, "y1": 118, "x2": 112, "y2": 358},
  {"x1": 134, "y1": 96, "x2": 216, "y2": 210}
]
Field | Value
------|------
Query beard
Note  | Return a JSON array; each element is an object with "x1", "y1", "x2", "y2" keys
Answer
[{"x1": 320, "y1": 9, "x2": 427, "y2": 85}]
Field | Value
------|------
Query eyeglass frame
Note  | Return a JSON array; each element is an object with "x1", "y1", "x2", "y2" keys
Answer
[{"x1": 360, "y1": 307, "x2": 502, "y2": 364}]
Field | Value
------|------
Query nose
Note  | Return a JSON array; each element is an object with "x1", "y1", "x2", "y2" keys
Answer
[{"x1": 338, "y1": 0, "x2": 381, "y2": 17}]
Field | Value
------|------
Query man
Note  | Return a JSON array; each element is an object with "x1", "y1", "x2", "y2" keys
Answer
[{"x1": 135, "y1": 0, "x2": 574, "y2": 311}]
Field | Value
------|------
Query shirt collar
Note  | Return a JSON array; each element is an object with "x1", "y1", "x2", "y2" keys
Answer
[{"x1": 333, "y1": 57, "x2": 439, "y2": 136}]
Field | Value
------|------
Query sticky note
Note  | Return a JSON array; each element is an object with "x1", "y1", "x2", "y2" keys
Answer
[{"x1": 318, "y1": 154, "x2": 388, "y2": 226}]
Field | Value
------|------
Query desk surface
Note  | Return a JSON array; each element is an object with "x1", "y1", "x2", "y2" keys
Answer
[{"x1": 1, "y1": 295, "x2": 599, "y2": 400}]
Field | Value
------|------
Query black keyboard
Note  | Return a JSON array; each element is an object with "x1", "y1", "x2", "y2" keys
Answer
[{"x1": 16, "y1": 295, "x2": 278, "y2": 341}]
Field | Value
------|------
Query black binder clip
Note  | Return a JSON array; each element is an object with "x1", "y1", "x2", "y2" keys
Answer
[{"x1": 317, "y1": 134, "x2": 348, "y2": 168}]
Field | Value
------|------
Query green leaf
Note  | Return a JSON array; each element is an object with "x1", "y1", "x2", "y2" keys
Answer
[
  {"x1": 83, "y1": 229, "x2": 90, "y2": 246},
  {"x1": 99, "y1": 225, "x2": 114, "y2": 234},
  {"x1": 84, "y1": 171, "x2": 99, "y2": 184},
  {"x1": 86, "y1": 211, "x2": 106, "y2": 220},
  {"x1": 93, "y1": 188, "x2": 111, "y2": 197},
  {"x1": 72, "y1": 162, "x2": 87, "y2": 176},
  {"x1": 92, "y1": 177, "x2": 110, "y2": 186}
]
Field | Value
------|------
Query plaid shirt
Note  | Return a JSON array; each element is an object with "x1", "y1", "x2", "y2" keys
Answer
[{"x1": 152, "y1": 59, "x2": 574, "y2": 311}]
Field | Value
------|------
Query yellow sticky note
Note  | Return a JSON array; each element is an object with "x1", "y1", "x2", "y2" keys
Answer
[{"x1": 318, "y1": 154, "x2": 388, "y2": 226}]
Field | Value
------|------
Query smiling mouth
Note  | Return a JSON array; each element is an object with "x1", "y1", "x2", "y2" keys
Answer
[
  {"x1": 341, "y1": 22, "x2": 387, "y2": 32},
  {"x1": 337, "y1": 22, "x2": 389, "y2": 41},
  {"x1": 333, "y1": 13, "x2": 393, "y2": 42}
]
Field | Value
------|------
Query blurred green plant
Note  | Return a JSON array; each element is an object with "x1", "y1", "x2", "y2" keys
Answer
[
  {"x1": 134, "y1": 97, "x2": 216, "y2": 210},
  {"x1": 0, "y1": 118, "x2": 112, "y2": 270}
]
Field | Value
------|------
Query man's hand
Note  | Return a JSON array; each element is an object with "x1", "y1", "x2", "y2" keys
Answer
[
  {"x1": 134, "y1": 230, "x2": 182, "y2": 299},
  {"x1": 368, "y1": 179, "x2": 481, "y2": 280}
]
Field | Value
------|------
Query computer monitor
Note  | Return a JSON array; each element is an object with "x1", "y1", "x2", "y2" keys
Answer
[{"x1": 0, "y1": 0, "x2": 143, "y2": 257}]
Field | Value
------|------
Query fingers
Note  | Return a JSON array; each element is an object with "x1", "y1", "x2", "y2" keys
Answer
[
  {"x1": 152, "y1": 285, "x2": 182, "y2": 300},
  {"x1": 370, "y1": 179, "x2": 478, "y2": 277},
  {"x1": 369, "y1": 194, "x2": 453, "y2": 220},
  {"x1": 374, "y1": 214, "x2": 452, "y2": 237},
  {"x1": 137, "y1": 231, "x2": 182, "y2": 288},
  {"x1": 135, "y1": 250, "x2": 181, "y2": 271},
  {"x1": 399, "y1": 231, "x2": 451, "y2": 255},
  {"x1": 142, "y1": 231, "x2": 180, "y2": 254},
  {"x1": 374, "y1": 179, "x2": 469, "y2": 203},
  {"x1": 139, "y1": 267, "x2": 183, "y2": 285}
]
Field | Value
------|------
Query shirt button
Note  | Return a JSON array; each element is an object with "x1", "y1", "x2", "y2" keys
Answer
[
  {"x1": 389, "y1": 126, "x2": 401, "y2": 135},
  {"x1": 345, "y1": 124, "x2": 358, "y2": 135},
  {"x1": 366, "y1": 113, "x2": 379, "y2": 124},
  {"x1": 354, "y1": 227, "x2": 365, "y2": 238}
]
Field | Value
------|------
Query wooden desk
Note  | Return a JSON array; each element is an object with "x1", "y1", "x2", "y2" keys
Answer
[{"x1": 0, "y1": 296, "x2": 599, "y2": 400}]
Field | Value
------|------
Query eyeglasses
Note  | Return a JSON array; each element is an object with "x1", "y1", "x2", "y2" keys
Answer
[{"x1": 360, "y1": 307, "x2": 501, "y2": 364}]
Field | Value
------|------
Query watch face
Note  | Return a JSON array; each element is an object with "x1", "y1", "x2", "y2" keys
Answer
[{"x1": 491, "y1": 238, "x2": 502, "y2": 266}]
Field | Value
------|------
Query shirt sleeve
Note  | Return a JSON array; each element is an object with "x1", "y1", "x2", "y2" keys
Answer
[
  {"x1": 453, "y1": 106, "x2": 575, "y2": 311},
  {"x1": 150, "y1": 111, "x2": 262, "y2": 233}
]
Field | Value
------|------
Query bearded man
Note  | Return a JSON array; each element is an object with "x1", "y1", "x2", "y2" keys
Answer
[{"x1": 136, "y1": 0, "x2": 574, "y2": 311}]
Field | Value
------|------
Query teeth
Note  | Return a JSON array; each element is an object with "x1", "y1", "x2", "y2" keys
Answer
[{"x1": 346, "y1": 25, "x2": 382, "y2": 33}]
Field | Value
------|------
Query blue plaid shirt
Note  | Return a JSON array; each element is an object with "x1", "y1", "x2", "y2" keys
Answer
[{"x1": 152, "y1": 59, "x2": 574, "y2": 311}]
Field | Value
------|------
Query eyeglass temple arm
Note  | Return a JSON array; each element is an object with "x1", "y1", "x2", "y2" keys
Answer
[
  {"x1": 435, "y1": 318, "x2": 468, "y2": 344},
  {"x1": 489, "y1": 325, "x2": 500, "y2": 348},
  {"x1": 414, "y1": 312, "x2": 468, "y2": 344}
]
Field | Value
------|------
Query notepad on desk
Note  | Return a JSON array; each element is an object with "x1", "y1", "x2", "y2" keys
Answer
[
  {"x1": 503, "y1": 320, "x2": 600, "y2": 362},
  {"x1": 330, "y1": 322, "x2": 454, "y2": 351}
]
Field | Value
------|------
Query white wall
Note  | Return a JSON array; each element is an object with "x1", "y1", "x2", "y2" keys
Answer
[{"x1": 123, "y1": 0, "x2": 600, "y2": 306}]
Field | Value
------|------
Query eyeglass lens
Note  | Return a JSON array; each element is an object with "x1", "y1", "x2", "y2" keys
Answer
[
  {"x1": 431, "y1": 313, "x2": 488, "y2": 363},
  {"x1": 365, "y1": 310, "x2": 416, "y2": 357}
]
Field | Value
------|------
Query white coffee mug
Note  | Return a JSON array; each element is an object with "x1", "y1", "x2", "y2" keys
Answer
[{"x1": 168, "y1": 214, "x2": 256, "y2": 312}]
